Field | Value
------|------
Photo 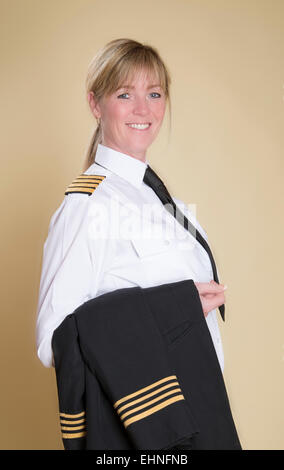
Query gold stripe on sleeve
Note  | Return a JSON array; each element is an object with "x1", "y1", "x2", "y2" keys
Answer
[
  {"x1": 123, "y1": 395, "x2": 185, "y2": 428},
  {"x1": 62, "y1": 431, "x2": 86, "y2": 439},
  {"x1": 113, "y1": 375, "x2": 178, "y2": 408},
  {"x1": 61, "y1": 425, "x2": 85, "y2": 431},
  {"x1": 59, "y1": 411, "x2": 85, "y2": 419}
]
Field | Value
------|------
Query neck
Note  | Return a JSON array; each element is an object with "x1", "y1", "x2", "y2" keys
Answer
[{"x1": 101, "y1": 141, "x2": 147, "y2": 163}]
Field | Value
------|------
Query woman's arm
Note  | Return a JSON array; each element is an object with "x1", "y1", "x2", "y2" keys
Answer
[{"x1": 35, "y1": 194, "x2": 108, "y2": 368}]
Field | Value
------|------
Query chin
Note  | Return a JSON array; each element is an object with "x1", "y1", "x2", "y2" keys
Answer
[{"x1": 127, "y1": 144, "x2": 149, "y2": 156}]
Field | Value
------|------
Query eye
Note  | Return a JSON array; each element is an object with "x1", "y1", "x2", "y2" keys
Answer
[
  {"x1": 117, "y1": 91, "x2": 162, "y2": 99},
  {"x1": 117, "y1": 93, "x2": 129, "y2": 99}
]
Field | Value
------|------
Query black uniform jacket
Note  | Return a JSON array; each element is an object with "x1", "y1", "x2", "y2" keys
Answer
[{"x1": 51, "y1": 279, "x2": 242, "y2": 450}]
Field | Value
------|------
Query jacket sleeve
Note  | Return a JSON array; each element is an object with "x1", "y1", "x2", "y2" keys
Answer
[
  {"x1": 51, "y1": 313, "x2": 86, "y2": 450},
  {"x1": 35, "y1": 193, "x2": 111, "y2": 368}
]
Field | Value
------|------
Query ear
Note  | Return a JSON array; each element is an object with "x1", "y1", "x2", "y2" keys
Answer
[{"x1": 87, "y1": 91, "x2": 101, "y2": 120}]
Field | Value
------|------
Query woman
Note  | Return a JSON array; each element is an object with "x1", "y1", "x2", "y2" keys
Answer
[{"x1": 36, "y1": 39, "x2": 226, "y2": 383}]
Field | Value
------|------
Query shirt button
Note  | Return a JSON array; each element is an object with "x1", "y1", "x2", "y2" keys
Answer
[{"x1": 164, "y1": 239, "x2": 170, "y2": 245}]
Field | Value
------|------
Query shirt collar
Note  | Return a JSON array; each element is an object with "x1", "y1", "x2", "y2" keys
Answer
[{"x1": 94, "y1": 143, "x2": 149, "y2": 189}]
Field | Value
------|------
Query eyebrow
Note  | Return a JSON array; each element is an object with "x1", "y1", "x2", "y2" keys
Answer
[{"x1": 116, "y1": 84, "x2": 162, "y2": 90}]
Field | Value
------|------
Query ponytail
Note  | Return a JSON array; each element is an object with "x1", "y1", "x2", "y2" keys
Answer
[{"x1": 83, "y1": 121, "x2": 102, "y2": 172}]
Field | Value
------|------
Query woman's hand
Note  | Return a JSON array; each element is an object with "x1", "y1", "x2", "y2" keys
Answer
[{"x1": 194, "y1": 280, "x2": 227, "y2": 317}]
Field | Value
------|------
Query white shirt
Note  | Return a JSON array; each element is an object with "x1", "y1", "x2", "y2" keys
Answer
[{"x1": 36, "y1": 143, "x2": 224, "y2": 370}]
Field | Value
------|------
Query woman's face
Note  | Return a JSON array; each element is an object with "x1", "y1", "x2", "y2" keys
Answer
[{"x1": 88, "y1": 69, "x2": 167, "y2": 162}]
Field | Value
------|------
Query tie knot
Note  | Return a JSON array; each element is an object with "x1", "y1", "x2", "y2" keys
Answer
[{"x1": 143, "y1": 166, "x2": 168, "y2": 193}]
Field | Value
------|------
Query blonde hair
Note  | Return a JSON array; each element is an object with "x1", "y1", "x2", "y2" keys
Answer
[{"x1": 83, "y1": 38, "x2": 172, "y2": 171}]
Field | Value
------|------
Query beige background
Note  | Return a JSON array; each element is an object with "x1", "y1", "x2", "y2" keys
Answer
[{"x1": 0, "y1": 0, "x2": 283, "y2": 450}]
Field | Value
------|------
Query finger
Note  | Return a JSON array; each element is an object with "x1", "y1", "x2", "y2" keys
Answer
[
  {"x1": 210, "y1": 280, "x2": 227, "y2": 289},
  {"x1": 201, "y1": 291, "x2": 226, "y2": 315},
  {"x1": 195, "y1": 282, "x2": 226, "y2": 295}
]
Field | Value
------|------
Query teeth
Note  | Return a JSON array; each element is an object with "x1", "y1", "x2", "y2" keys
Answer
[{"x1": 127, "y1": 123, "x2": 150, "y2": 129}]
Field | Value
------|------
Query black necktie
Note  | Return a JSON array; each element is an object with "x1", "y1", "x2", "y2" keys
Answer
[{"x1": 143, "y1": 165, "x2": 225, "y2": 321}]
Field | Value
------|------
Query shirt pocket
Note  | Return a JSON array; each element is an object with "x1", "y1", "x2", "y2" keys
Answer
[{"x1": 130, "y1": 237, "x2": 174, "y2": 258}]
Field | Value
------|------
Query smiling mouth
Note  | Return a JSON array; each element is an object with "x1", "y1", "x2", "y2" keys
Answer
[{"x1": 126, "y1": 123, "x2": 152, "y2": 130}]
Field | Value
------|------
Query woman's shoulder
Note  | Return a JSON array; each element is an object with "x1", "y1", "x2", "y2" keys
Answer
[
  {"x1": 64, "y1": 162, "x2": 112, "y2": 198},
  {"x1": 46, "y1": 163, "x2": 115, "y2": 236},
  {"x1": 44, "y1": 164, "x2": 99, "y2": 228}
]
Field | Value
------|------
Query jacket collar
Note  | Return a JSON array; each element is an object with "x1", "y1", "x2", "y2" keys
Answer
[{"x1": 94, "y1": 143, "x2": 149, "y2": 189}]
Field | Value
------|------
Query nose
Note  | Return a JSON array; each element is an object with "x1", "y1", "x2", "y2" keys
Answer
[{"x1": 132, "y1": 96, "x2": 149, "y2": 116}]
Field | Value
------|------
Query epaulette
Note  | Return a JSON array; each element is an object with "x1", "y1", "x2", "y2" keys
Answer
[{"x1": 65, "y1": 173, "x2": 107, "y2": 196}]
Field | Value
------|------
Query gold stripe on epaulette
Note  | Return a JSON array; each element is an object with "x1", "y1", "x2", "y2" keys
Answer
[
  {"x1": 65, "y1": 174, "x2": 106, "y2": 196},
  {"x1": 113, "y1": 375, "x2": 185, "y2": 429}
]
